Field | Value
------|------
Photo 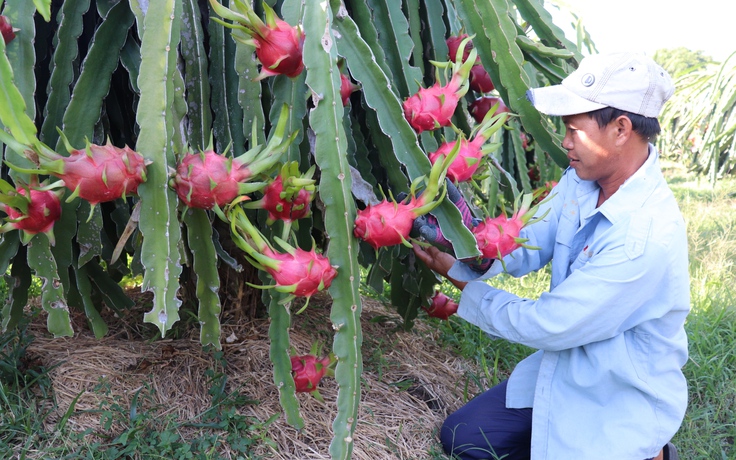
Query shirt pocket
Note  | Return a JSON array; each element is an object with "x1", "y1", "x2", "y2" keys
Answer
[
  {"x1": 625, "y1": 329, "x2": 651, "y2": 383},
  {"x1": 570, "y1": 244, "x2": 594, "y2": 272}
]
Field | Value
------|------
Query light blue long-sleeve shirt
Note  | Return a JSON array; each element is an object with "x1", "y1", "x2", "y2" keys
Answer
[{"x1": 448, "y1": 147, "x2": 689, "y2": 459}]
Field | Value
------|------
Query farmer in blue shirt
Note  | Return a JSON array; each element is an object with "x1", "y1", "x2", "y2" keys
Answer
[{"x1": 413, "y1": 52, "x2": 688, "y2": 460}]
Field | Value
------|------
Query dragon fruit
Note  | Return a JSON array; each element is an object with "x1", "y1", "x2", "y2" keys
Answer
[
  {"x1": 428, "y1": 137, "x2": 486, "y2": 183},
  {"x1": 469, "y1": 65, "x2": 494, "y2": 93},
  {"x1": 0, "y1": 15, "x2": 16, "y2": 45},
  {"x1": 403, "y1": 37, "x2": 476, "y2": 133},
  {"x1": 469, "y1": 96, "x2": 512, "y2": 124},
  {"x1": 472, "y1": 193, "x2": 543, "y2": 260},
  {"x1": 291, "y1": 354, "x2": 332, "y2": 393},
  {"x1": 260, "y1": 175, "x2": 312, "y2": 223},
  {"x1": 48, "y1": 140, "x2": 147, "y2": 205},
  {"x1": 353, "y1": 199, "x2": 418, "y2": 249},
  {"x1": 173, "y1": 150, "x2": 250, "y2": 209},
  {"x1": 423, "y1": 291, "x2": 459, "y2": 320},
  {"x1": 446, "y1": 33, "x2": 472, "y2": 63},
  {"x1": 172, "y1": 104, "x2": 295, "y2": 209},
  {"x1": 261, "y1": 246, "x2": 337, "y2": 298},
  {"x1": 340, "y1": 72, "x2": 360, "y2": 106},
  {"x1": 0, "y1": 186, "x2": 62, "y2": 245},
  {"x1": 7, "y1": 133, "x2": 148, "y2": 209},
  {"x1": 354, "y1": 145, "x2": 460, "y2": 249},
  {"x1": 228, "y1": 206, "x2": 337, "y2": 304},
  {"x1": 209, "y1": 0, "x2": 304, "y2": 79},
  {"x1": 428, "y1": 105, "x2": 509, "y2": 182}
]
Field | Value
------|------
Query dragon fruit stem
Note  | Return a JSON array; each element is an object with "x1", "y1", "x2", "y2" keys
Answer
[
  {"x1": 412, "y1": 135, "x2": 461, "y2": 210},
  {"x1": 234, "y1": 104, "x2": 296, "y2": 176},
  {"x1": 473, "y1": 107, "x2": 510, "y2": 142}
]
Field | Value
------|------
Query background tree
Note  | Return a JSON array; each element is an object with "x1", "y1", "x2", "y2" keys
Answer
[
  {"x1": 654, "y1": 47, "x2": 714, "y2": 78},
  {"x1": 658, "y1": 50, "x2": 736, "y2": 183}
]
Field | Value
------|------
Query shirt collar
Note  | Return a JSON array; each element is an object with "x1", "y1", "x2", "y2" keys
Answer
[{"x1": 597, "y1": 144, "x2": 662, "y2": 224}]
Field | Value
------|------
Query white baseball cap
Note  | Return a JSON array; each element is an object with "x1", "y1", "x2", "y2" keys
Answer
[{"x1": 526, "y1": 52, "x2": 674, "y2": 118}]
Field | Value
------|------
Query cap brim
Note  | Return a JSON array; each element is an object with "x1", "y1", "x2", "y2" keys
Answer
[{"x1": 526, "y1": 84, "x2": 607, "y2": 116}]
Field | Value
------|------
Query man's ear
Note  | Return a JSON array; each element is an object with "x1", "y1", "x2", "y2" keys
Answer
[{"x1": 613, "y1": 115, "x2": 633, "y2": 145}]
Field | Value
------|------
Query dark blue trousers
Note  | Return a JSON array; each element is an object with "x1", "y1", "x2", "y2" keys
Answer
[
  {"x1": 440, "y1": 379, "x2": 533, "y2": 460},
  {"x1": 440, "y1": 379, "x2": 659, "y2": 460}
]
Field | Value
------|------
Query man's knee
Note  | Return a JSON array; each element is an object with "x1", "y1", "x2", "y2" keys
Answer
[{"x1": 440, "y1": 411, "x2": 470, "y2": 455}]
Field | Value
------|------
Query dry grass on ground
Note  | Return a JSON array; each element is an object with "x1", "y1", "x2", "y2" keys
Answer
[{"x1": 23, "y1": 290, "x2": 489, "y2": 459}]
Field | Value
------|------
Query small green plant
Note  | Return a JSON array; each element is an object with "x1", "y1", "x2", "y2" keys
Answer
[{"x1": 0, "y1": 319, "x2": 57, "y2": 457}]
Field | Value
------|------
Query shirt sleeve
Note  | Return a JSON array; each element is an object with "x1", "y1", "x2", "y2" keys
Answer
[
  {"x1": 457, "y1": 216, "x2": 684, "y2": 351},
  {"x1": 448, "y1": 176, "x2": 569, "y2": 282}
]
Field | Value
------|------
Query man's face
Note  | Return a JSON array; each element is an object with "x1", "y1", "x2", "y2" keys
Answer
[{"x1": 561, "y1": 113, "x2": 620, "y2": 183}]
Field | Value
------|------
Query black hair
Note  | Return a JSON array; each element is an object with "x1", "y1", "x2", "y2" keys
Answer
[{"x1": 585, "y1": 107, "x2": 661, "y2": 143}]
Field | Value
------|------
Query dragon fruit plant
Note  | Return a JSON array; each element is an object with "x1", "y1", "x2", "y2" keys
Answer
[
  {"x1": 209, "y1": 0, "x2": 304, "y2": 79},
  {"x1": 423, "y1": 290, "x2": 459, "y2": 320},
  {"x1": 171, "y1": 104, "x2": 296, "y2": 210},
  {"x1": 472, "y1": 193, "x2": 547, "y2": 268},
  {"x1": 353, "y1": 142, "x2": 460, "y2": 249},
  {"x1": 403, "y1": 36, "x2": 476, "y2": 133},
  {"x1": 0, "y1": 181, "x2": 62, "y2": 245},
  {"x1": 244, "y1": 161, "x2": 315, "y2": 237},
  {"x1": 228, "y1": 205, "x2": 337, "y2": 308},
  {"x1": 428, "y1": 102, "x2": 509, "y2": 183}
]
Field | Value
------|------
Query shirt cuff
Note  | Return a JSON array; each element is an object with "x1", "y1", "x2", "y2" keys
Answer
[{"x1": 448, "y1": 258, "x2": 503, "y2": 281}]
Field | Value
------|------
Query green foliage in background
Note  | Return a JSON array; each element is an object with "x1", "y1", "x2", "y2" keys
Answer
[{"x1": 658, "y1": 52, "x2": 736, "y2": 183}]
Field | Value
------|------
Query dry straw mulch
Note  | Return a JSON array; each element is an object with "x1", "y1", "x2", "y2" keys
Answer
[{"x1": 24, "y1": 290, "x2": 491, "y2": 459}]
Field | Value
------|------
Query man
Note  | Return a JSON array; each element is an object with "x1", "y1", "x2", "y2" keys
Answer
[{"x1": 413, "y1": 52, "x2": 688, "y2": 460}]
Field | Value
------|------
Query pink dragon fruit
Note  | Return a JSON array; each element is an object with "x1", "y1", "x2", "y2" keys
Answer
[
  {"x1": 403, "y1": 37, "x2": 476, "y2": 133},
  {"x1": 354, "y1": 199, "x2": 419, "y2": 249},
  {"x1": 173, "y1": 150, "x2": 250, "y2": 209},
  {"x1": 423, "y1": 290, "x2": 459, "y2": 320},
  {"x1": 340, "y1": 72, "x2": 360, "y2": 106},
  {"x1": 469, "y1": 65, "x2": 494, "y2": 93},
  {"x1": 469, "y1": 96, "x2": 512, "y2": 124},
  {"x1": 428, "y1": 137, "x2": 486, "y2": 183},
  {"x1": 428, "y1": 105, "x2": 509, "y2": 182},
  {"x1": 172, "y1": 104, "x2": 295, "y2": 209},
  {"x1": 259, "y1": 175, "x2": 313, "y2": 223},
  {"x1": 472, "y1": 194, "x2": 542, "y2": 260},
  {"x1": 228, "y1": 206, "x2": 337, "y2": 303},
  {"x1": 354, "y1": 146, "x2": 460, "y2": 249},
  {"x1": 8, "y1": 133, "x2": 148, "y2": 208},
  {"x1": 244, "y1": 162, "x2": 315, "y2": 228},
  {"x1": 47, "y1": 141, "x2": 147, "y2": 205},
  {"x1": 210, "y1": 1, "x2": 304, "y2": 79},
  {"x1": 261, "y1": 246, "x2": 337, "y2": 298},
  {"x1": 1, "y1": 187, "x2": 62, "y2": 245},
  {"x1": 291, "y1": 354, "x2": 332, "y2": 393},
  {"x1": 0, "y1": 15, "x2": 16, "y2": 45}
]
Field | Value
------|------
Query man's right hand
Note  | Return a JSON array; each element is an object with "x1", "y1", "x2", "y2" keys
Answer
[{"x1": 412, "y1": 243, "x2": 467, "y2": 290}]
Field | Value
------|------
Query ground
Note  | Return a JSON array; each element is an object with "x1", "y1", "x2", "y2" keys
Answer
[{"x1": 23, "y1": 289, "x2": 489, "y2": 459}]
